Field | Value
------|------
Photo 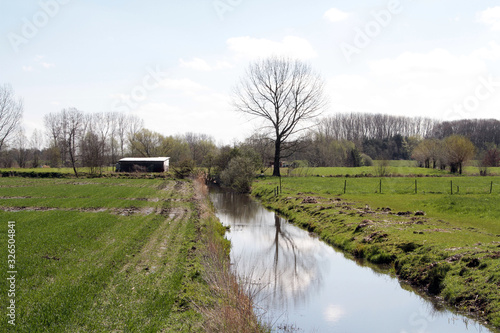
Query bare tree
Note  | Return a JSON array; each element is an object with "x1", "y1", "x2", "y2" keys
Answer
[
  {"x1": 44, "y1": 112, "x2": 66, "y2": 166},
  {"x1": 243, "y1": 132, "x2": 274, "y2": 170},
  {"x1": 30, "y1": 128, "x2": 44, "y2": 168},
  {"x1": 233, "y1": 57, "x2": 327, "y2": 177},
  {"x1": 92, "y1": 112, "x2": 112, "y2": 166},
  {"x1": 81, "y1": 130, "x2": 103, "y2": 174},
  {"x1": 183, "y1": 132, "x2": 217, "y2": 166},
  {"x1": 14, "y1": 127, "x2": 28, "y2": 168},
  {"x1": 115, "y1": 113, "x2": 128, "y2": 158},
  {"x1": 126, "y1": 114, "x2": 145, "y2": 154},
  {"x1": 0, "y1": 84, "x2": 23, "y2": 151},
  {"x1": 44, "y1": 108, "x2": 84, "y2": 175},
  {"x1": 107, "y1": 112, "x2": 119, "y2": 164},
  {"x1": 64, "y1": 108, "x2": 84, "y2": 176}
]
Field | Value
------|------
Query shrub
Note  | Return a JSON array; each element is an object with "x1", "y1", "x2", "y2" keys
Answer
[
  {"x1": 220, "y1": 157, "x2": 258, "y2": 193},
  {"x1": 361, "y1": 154, "x2": 373, "y2": 166},
  {"x1": 173, "y1": 159, "x2": 195, "y2": 179}
]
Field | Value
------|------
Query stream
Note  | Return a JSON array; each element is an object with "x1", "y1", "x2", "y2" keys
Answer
[{"x1": 209, "y1": 187, "x2": 496, "y2": 333}]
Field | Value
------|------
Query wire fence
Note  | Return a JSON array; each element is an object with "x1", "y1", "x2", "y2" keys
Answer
[
  {"x1": 339, "y1": 178, "x2": 498, "y2": 195},
  {"x1": 269, "y1": 177, "x2": 500, "y2": 196}
]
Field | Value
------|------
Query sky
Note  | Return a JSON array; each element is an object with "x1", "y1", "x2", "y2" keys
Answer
[{"x1": 1, "y1": 0, "x2": 500, "y2": 146}]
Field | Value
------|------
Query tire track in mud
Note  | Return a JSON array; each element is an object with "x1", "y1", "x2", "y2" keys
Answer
[{"x1": 82, "y1": 180, "x2": 195, "y2": 331}]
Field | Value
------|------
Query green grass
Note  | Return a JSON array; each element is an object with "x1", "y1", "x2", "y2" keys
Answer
[
  {"x1": 265, "y1": 175, "x2": 499, "y2": 195},
  {"x1": 262, "y1": 163, "x2": 500, "y2": 177},
  {"x1": 0, "y1": 178, "x2": 213, "y2": 332},
  {"x1": 288, "y1": 166, "x2": 449, "y2": 176},
  {"x1": 0, "y1": 167, "x2": 115, "y2": 173},
  {"x1": 0, "y1": 178, "x2": 191, "y2": 209},
  {"x1": 251, "y1": 175, "x2": 500, "y2": 329}
]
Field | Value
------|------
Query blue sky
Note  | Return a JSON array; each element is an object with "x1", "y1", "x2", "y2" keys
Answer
[{"x1": 1, "y1": 0, "x2": 499, "y2": 145}]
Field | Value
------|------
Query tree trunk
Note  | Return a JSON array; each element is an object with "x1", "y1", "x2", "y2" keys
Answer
[
  {"x1": 273, "y1": 138, "x2": 281, "y2": 177},
  {"x1": 68, "y1": 137, "x2": 79, "y2": 178}
]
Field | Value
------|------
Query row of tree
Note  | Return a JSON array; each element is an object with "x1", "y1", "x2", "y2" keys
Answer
[
  {"x1": 412, "y1": 136, "x2": 499, "y2": 174},
  {"x1": 42, "y1": 108, "x2": 145, "y2": 175},
  {"x1": 1, "y1": 54, "x2": 499, "y2": 182},
  {"x1": 316, "y1": 113, "x2": 437, "y2": 143},
  {"x1": 0, "y1": 107, "x2": 497, "y2": 178},
  {"x1": 0, "y1": 104, "x2": 497, "y2": 177}
]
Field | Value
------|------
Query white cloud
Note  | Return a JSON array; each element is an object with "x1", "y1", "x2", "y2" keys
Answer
[
  {"x1": 324, "y1": 8, "x2": 350, "y2": 22},
  {"x1": 179, "y1": 57, "x2": 233, "y2": 71},
  {"x1": 472, "y1": 41, "x2": 500, "y2": 60},
  {"x1": 41, "y1": 62, "x2": 55, "y2": 69},
  {"x1": 22, "y1": 66, "x2": 33, "y2": 72},
  {"x1": 368, "y1": 49, "x2": 486, "y2": 79},
  {"x1": 179, "y1": 57, "x2": 212, "y2": 71},
  {"x1": 227, "y1": 35, "x2": 317, "y2": 60},
  {"x1": 159, "y1": 78, "x2": 208, "y2": 94},
  {"x1": 324, "y1": 304, "x2": 346, "y2": 323},
  {"x1": 134, "y1": 92, "x2": 247, "y2": 143},
  {"x1": 478, "y1": 6, "x2": 500, "y2": 31},
  {"x1": 33, "y1": 55, "x2": 55, "y2": 69},
  {"x1": 326, "y1": 46, "x2": 500, "y2": 120}
]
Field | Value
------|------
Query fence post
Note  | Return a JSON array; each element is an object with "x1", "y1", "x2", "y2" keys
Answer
[
  {"x1": 491, "y1": 181, "x2": 493, "y2": 194},
  {"x1": 415, "y1": 179, "x2": 417, "y2": 194},
  {"x1": 450, "y1": 180, "x2": 453, "y2": 195},
  {"x1": 344, "y1": 179, "x2": 347, "y2": 194},
  {"x1": 379, "y1": 179, "x2": 382, "y2": 194}
]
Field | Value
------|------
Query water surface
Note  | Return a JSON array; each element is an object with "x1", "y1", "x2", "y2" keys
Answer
[{"x1": 209, "y1": 187, "x2": 495, "y2": 333}]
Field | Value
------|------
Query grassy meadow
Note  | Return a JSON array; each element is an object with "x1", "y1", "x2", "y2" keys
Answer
[
  {"x1": 0, "y1": 177, "x2": 263, "y2": 332},
  {"x1": 252, "y1": 174, "x2": 500, "y2": 328},
  {"x1": 267, "y1": 161, "x2": 500, "y2": 177}
]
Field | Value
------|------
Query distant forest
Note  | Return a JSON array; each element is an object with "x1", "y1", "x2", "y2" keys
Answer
[{"x1": 1, "y1": 110, "x2": 499, "y2": 176}]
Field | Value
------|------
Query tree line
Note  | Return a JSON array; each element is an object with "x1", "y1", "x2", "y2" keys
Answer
[{"x1": 1, "y1": 55, "x2": 499, "y2": 188}]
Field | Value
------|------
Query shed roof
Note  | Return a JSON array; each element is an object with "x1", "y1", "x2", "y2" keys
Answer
[{"x1": 119, "y1": 157, "x2": 170, "y2": 162}]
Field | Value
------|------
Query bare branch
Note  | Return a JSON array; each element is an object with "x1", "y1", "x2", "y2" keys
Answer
[
  {"x1": 233, "y1": 57, "x2": 327, "y2": 176},
  {"x1": 0, "y1": 84, "x2": 23, "y2": 151}
]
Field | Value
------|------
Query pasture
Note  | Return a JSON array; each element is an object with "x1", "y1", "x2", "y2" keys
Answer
[
  {"x1": 0, "y1": 177, "x2": 258, "y2": 332},
  {"x1": 262, "y1": 160, "x2": 500, "y2": 177}
]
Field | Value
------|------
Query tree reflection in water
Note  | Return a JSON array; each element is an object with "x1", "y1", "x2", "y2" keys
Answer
[{"x1": 209, "y1": 187, "x2": 330, "y2": 313}]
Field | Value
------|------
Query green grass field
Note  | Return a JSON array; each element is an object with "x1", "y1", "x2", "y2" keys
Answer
[
  {"x1": 252, "y1": 175, "x2": 500, "y2": 329},
  {"x1": 0, "y1": 177, "x2": 264, "y2": 332},
  {"x1": 263, "y1": 163, "x2": 500, "y2": 177},
  {"x1": 0, "y1": 167, "x2": 115, "y2": 174},
  {"x1": 0, "y1": 178, "x2": 204, "y2": 332}
]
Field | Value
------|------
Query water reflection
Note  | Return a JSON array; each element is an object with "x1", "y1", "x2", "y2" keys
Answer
[
  {"x1": 210, "y1": 187, "x2": 496, "y2": 333},
  {"x1": 210, "y1": 189, "x2": 328, "y2": 311}
]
